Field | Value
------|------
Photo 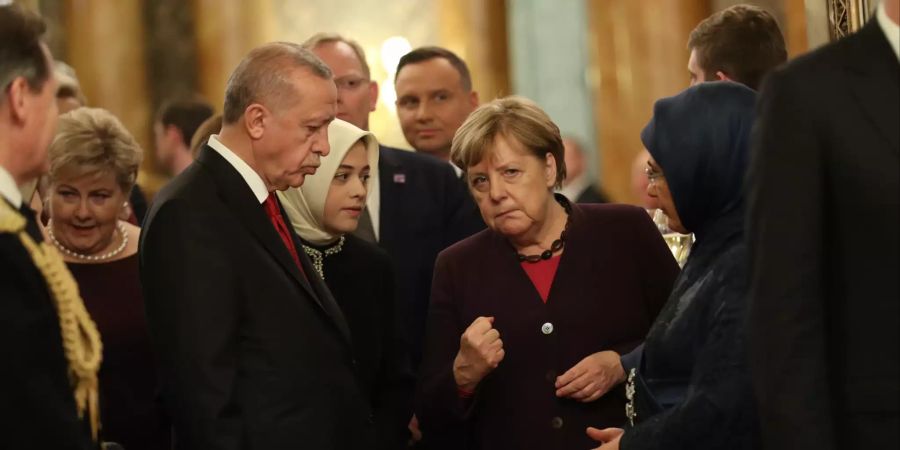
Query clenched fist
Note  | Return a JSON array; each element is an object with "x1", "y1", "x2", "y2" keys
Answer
[{"x1": 453, "y1": 316, "x2": 505, "y2": 392}]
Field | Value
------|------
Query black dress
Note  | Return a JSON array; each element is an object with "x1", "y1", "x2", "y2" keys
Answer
[
  {"x1": 302, "y1": 234, "x2": 415, "y2": 450},
  {"x1": 67, "y1": 254, "x2": 170, "y2": 450},
  {"x1": 623, "y1": 213, "x2": 757, "y2": 449}
]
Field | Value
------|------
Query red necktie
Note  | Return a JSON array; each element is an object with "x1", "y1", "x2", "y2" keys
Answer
[{"x1": 263, "y1": 193, "x2": 305, "y2": 276}]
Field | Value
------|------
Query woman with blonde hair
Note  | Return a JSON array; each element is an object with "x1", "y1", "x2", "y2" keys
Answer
[
  {"x1": 43, "y1": 107, "x2": 168, "y2": 449},
  {"x1": 415, "y1": 96, "x2": 678, "y2": 449},
  {"x1": 279, "y1": 119, "x2": 414, "y2": 449}
]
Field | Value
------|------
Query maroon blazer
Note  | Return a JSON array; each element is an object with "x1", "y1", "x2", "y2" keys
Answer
[{"x1": 416, "y1": 203, "x2": 679, "y2": 450}]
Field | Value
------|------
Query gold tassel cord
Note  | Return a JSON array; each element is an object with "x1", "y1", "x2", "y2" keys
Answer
[{"x1": 0, "y1": 201, "x2": 103, "y2": 441}]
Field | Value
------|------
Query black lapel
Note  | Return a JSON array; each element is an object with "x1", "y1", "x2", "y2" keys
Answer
[
  {"x1": 281, "y1": 200, "x2": 354, "y2": 344},
  {"x1": 195, "y1": 146, "x2": 321, "y2": 307},
  {"x1": 377, "y1": 145, "x2": 405, "y2": 251},
  {"x1": 845, "y1": 21, "x2": 900, "y2": 154}
]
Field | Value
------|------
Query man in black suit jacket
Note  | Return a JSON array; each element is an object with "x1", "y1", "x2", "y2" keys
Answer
[
  {"x1": 0, "y1": 5, "x2": 95, "y2": 449},
  {"x1": 140, "y1": 43, "x2": 373, "y2": 449},
  {"x1": 306, "y1": 36, "x2": 483, "y2": 369},
  {"x1": 748, "y1": 1, "x2": 900, "y2": 448}
]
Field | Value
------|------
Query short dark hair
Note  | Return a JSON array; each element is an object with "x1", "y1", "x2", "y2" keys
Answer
[
  {"x1": 157, "y1": 97, "x2": 214, "y2": 147},
  {"x1": 223, "y1": 42, "x2": 332, "y2": 124},
  {"x1": 0, "y1": 4, "x2": 51, "y2": 99},
  {"x1": 396, "y1": 46, "x2": 473, "y2": 91},
  {"x1": 688, "y1": 5, "x2": 787, "y2": 90}
]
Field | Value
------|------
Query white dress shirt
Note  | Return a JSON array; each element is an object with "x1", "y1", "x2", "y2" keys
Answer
[
  {"x1": 878, "y1": 1, "x2": 900, "y2": 61},
  {"x1": 0, "y1": 165, "x2": 23, "y2": 208},
  {"x1": 207, "y1": 135, "x2": 269, "y2": 204},
  {"x1": 365, "y1": 172, "x2": 381, "y2": 240}
]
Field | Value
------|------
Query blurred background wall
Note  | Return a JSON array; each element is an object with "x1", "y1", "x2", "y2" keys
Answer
[{"x1": 18, "y1": 0, "x2": 851, "y2": 203}]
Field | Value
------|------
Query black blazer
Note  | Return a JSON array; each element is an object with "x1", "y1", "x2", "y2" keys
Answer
[
  {"x1": 139, "y1": 146, "x2": 374, "y2": 450},
  {"x1": 748, "y1": 20, "x2": 900, "y2": 450},
  {"x1": 0, "y1": 202, "x2": 94, "y2": 450},
  {"x1": 304, "y1": 235, "x2": 415, "y2": 450},
  {"x1": 575, "y1": 184, "x2": 609, "y2": 204},
  {"x1": 416, "y1": 203, "x2": 679, "y2": 450},
  {"x1": 376, "y1": 145, "x2": 484, "y2": 367}
]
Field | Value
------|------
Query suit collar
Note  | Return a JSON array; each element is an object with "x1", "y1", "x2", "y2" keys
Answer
[
  {"x1": 195, "y1": 146, "x2": 353, "y2": 344},
  {"x1": 207, "y1": 134, "x2": 269, "y2": 203},
  {"x1": 377, "y1": 145, "x2": 405, "y2": 249},
  {"x1": 844, "y1": 21, "x2": 900, "y2": 153}
]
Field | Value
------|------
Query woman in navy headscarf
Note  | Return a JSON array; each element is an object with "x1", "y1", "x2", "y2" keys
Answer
[{"x1": 588, "y1": 81, "x2": 759, "y2": 450}]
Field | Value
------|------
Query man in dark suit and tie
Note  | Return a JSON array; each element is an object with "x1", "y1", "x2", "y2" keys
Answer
[
  {"x1": 748, "y1": 1, "x2": 900, "y2": 448},
  {"x1": 140, "y1": 42, "x2": 373, "y2": 449},
  {"x1": 304, "y1": 35, "x2": 483, "y2": 370},
  {"x1": 0, "y1": 5, "x2": 97, "y2": 449}
]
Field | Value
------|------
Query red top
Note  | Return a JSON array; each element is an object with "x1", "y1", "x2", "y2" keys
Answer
[{"x1": 520, "y1": 254, "x2": 562, "y2": 303}]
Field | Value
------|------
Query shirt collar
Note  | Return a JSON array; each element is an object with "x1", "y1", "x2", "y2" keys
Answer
[
  {"x1": 0, "y1": 165, "x2": 23, "y2": 208},
  {"x1": 878, "y1": 1, "x2": 900, "y2": 62},
  {"x1": 207, "y1": 135, "x2": 270, "y2": 204}
]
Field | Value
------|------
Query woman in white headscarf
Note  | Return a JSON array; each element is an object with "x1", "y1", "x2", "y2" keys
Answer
[{"x1": 279, "y1": 119, "x2": 414, "y2": 450}]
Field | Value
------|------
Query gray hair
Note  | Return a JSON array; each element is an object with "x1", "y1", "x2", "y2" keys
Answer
[
  {"x1": 48, "y1": 107, "x2": 144, "y2": 194},
  {"x1": 223, "y1": 41, "x2": 333, "y2": 124}
]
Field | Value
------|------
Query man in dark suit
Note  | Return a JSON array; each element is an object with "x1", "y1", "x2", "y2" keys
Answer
[
  {"x1": 153, "y1": 96, "x2": 214, "y2": 177},
  {"x1": 0, "y1": 5, "x2": 95, "y2": 449},
  {"x1": 747, "y1": 1, "x2": 900, "y2": 448},
  {"x1": 559, "y1": 136, "x2": 609, "y2": 204},
  {"x1": 140, "y1": 42, "x2": 373, "y2": 449},
  {"x1": 305, "y1": 35, "x2": 483, "y2": 369}
]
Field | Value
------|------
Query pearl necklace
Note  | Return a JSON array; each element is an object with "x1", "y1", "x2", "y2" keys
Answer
[{"x1": 48, "y1": 219, "x2": 128, "y2": 262}]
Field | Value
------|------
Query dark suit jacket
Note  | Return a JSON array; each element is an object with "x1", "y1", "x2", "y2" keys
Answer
[
  {"x1": 748, "y1": 20, "x2": 900, "y2": 450},
  {"x1": 139, "y1": 146, "x2": 374, "y2": 450},
  {"x1": 0, "y1": 202, "x2": 94, "y2": 450},
  {"x1": 575, "y1": 184, "x2": 609, "y2": 204},
  {"x1": 416, "y1": 203, "x2": 679, "y2": 450},
  {"x1": 375, "y1": 145, "x2": 484, "y2": 367}
]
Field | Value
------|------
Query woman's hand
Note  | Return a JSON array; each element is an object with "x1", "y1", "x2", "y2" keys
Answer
[
  {"x1": 453, "y1": 316, "x2": 505, "y2": 392},
  {"x1": 587, "y1": 427, "x2": 624, "y2": 450},
  {"x1": 555, "y1": 351, "x2": 625, "y2": 402}
]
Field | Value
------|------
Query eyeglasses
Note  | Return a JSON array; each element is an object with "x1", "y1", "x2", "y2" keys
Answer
[{"x1": 645, "y1": 165, "x2": 664, "y2": 185}]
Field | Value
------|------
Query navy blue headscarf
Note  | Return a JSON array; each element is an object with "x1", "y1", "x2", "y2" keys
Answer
[{"x1": 640, "y1": 81, "x2": 756, "y2": 238}]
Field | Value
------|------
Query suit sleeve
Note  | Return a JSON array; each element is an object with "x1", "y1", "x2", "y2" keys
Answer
[
  {"x1": 746, "y1": 68, "x2": 834, "y2": 450},
  {"x1": 415, "y1": 251, "x2": 471, "y2": 450},
  {"x1": 374, "y1": 255, "x2": 415, "y2": 450},
  {"x1": 139, "y1": 200, "x2": 243, "y2": 450},
  {"x1": 442, "y1": 166, "x2": 484, "y2": 248},
  {"x1": 620, "y1": 263, "x2": 755, "y2": 450}
]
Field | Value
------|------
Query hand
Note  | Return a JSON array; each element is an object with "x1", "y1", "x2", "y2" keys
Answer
[
  {"x1": 453, "y1": 316, "x2": 505, "y2": 392},
  {"x1": 407, "y1": 415, "x2": 422, "y2": 443},
  {"x1": 555, "y1": 350, "x2": 625, "y2": 402},
  {"x1": 587, "y1": 427, "x2": 624, "y2": 450}
]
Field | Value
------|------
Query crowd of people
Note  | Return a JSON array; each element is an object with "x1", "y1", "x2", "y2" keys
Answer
[{"x1": 1, "y1": 1, "x2": 897, "y2": 450}]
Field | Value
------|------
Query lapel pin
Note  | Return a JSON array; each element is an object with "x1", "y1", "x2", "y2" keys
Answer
[{"x1": 393, "y1": 174, "x2": 406, "y2": 184}]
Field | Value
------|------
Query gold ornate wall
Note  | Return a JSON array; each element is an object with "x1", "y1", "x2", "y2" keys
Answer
[{"x1": 586, "y1": 0, "x2": 711, "y2": 203}]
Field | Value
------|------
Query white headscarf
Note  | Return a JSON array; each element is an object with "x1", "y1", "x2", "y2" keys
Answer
[{"x1": 279, "y1": 119, "x2": 379, "y2": 245}]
